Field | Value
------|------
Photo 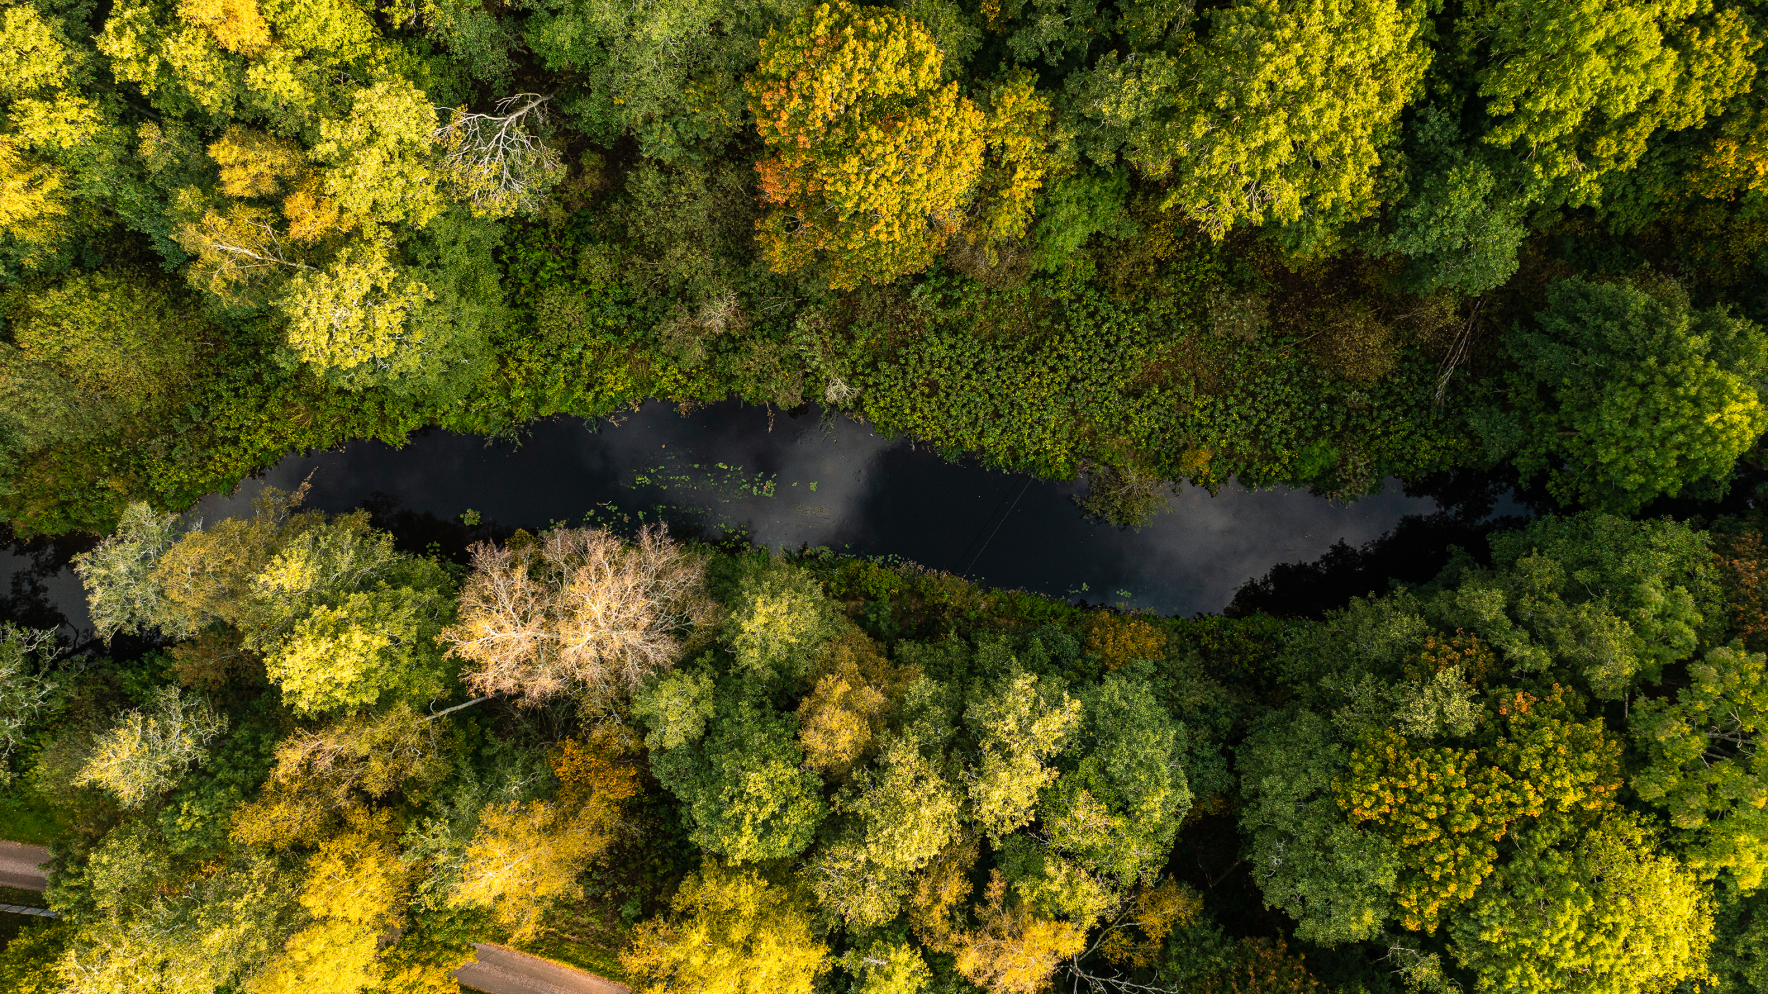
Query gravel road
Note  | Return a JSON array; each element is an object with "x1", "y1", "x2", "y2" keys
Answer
[
  {"x1": 454, "y1": 944, "x2": 629, "y2": 994},
  {"x1": 0, "y1": 841, "x2": 49, "y2": 891}
]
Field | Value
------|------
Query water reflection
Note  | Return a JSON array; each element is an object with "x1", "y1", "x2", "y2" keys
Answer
[
  {"x1": 187, "y1": 402, "x2": 1434, "y2": 617},
  {"x1": 3, "y1": 402, "x2": 1439, "y2": 632}
]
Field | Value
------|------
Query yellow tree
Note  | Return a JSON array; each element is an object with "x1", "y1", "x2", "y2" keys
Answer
[
  {"x1": 746, "y1": 1, "x2": 1050, "y2": 288},
  {"x1": 1464, "y1": 0, "x2": 1759, "y2": 208},
  {"x1": 1073, "y1": 0, "x2": 1429, "y2": 241},
  {"x1": 253, "y1": 813, "x2": 409, "y2": 994},
  {"x1": 451, "y1": 797, "x2": 622, "y2": 939},
  {"x1": 623, "y1": 862, "x2": 829, "y2": 994},
  {"x1": 796, "y1": 629, "x2": 916, "y2": 780},
  {"x1": 1336, "y1": 732, "x2": 1522, "y2": 932},
  {"x1": 950, "y1": 871, "x2": 1088, "y2": 994}
]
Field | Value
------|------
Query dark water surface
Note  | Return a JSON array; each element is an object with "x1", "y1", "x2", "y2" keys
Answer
[{"x1": 7, "y1": 402, "x2": 1438, "y2": 631}]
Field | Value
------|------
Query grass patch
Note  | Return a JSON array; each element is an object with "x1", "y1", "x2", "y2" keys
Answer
[
  {"x1": 0, "y1": 789, "x2": 65, "y2": 845},
  {"x1": 516, "y1": 933, "x2": 629, "y2": 984},
  {"x1": 513, "y1": 902, "x2": 632, "y2": 984}
]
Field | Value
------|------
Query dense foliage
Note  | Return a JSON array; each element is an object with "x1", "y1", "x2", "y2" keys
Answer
[
  {"x1": 0, "y1": 502, "x2": 1767, "y2": 994},
  {"x1": 7, "y1": 0, "x2": 1768, "y2": 989},
  {"x1": 4, "y1": 0, "x2": 1768, "y2": 534}
]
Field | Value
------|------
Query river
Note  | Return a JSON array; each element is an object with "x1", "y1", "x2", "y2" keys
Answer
[{"x1": 5, "y1": 401, "x2": 1439, "y2": 632}]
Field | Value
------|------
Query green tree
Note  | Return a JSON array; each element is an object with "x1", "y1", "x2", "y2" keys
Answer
[
  {"x1": 723, "y1": 559, "x2": 844, "y2": 681},
  {"x1": 1423, "y1": 512, "x2": 1715, "y2": 698},
  {"x1": 1072, "y1": 0, "x2": 1429, "y2": 242},
  {"x1": 1504, "y1": 277, "x2": 1768, "y2": 512},
  {"x1": 0, "y1": 624, "x2": 55, "y2": 782},
  {"x1": 1376, "y1": 103, "x2": 1529, "y2": 295},
  {"x1": 1449, "y1": 815, "x2": 1714, "y2": 994},
  {"x1": 75, "y1": 686, "x2": 229, "y2": 808},
  {"x1": 0, "y1": 273, "x2": 212, "y2": 496},
  {"x1": 0, "y1": 921, "x2": 70, "y2": 994},
  {"x1": 276, "y1": 244, "x2": 436, "y2": 381},
  {"x1": 634, "y1": 668, "x2": 719, "y2": 750},
  {"x1": 1237, "y1": 711, "x2": 1401, "y2": 945},
  {"x1": 71, "y1": 503, "x2": 182, "y2": 642},
  {"x1": 59, "y1": 851, "x2": 298, "y2": 994},
  {"x1": 4, "y1": 271, "x2": 205, "y2": 415},
  {"x1": 810, "y1": 734, "x2": 964, "y2": 925},
  {"x1": 649, "y1": 682, "x2": 826, "y2": 862},
  {"x1": 310, "y1": 78, "x2": 443, "y2": 231},
  {"x1": 522, "y1": 0, "x2": 795, "y2": 163},
  {"x1": 838, "y1": 940, "x2": 932, "y2": 994},
  {"x1": 1633, "y1": 645, "x2": 1768, "y2": 889},
  {"x1": 1039, "y1": 672, "x2": 1190, "y2": 887},
  {"x1": 98, "y1": 504, "x2": 462, "y2": 711}
]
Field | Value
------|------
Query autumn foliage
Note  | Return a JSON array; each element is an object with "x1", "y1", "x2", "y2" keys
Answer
[
  {"x1": 1084, "y1": 613, "x2": 1168, "y2": 670},
  {"x1": 950, "y1": 871, "x2": 1088, "y2": 994},
  {"x1": 746, "y1": 1, "x2": 1049, "y2": 288},
  {"x1": 439, "y1": 525, "x2": 717, "y2": 704},
  {"x1": 1196, "y1": 938, "x2": 1325, "y2": 994}
]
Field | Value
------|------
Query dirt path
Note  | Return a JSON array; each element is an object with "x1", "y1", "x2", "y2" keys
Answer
[
  {"x1": 0, "y1": 841, "x2": 49, "y2": 891},
  {"x1": 454, "y1": 944, "x2": 629, "y2": 994}
]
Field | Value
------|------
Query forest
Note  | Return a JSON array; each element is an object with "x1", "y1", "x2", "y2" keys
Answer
[
  {"x1": 4, "y1": 0, "x2": 1768, "y2": 990},
  {"x1": 5, "y1": 494, "x2": 1768, "y2": 994}
]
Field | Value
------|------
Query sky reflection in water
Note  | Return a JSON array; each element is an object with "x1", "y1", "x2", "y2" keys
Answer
[{"x1": 183, "y1": 401, "x2": 1435, "y2": 618}]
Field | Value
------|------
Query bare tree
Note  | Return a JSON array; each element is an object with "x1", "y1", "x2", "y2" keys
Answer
[
  {"x1": 432, "y1": 93, "x2": 565, "y2": 219},
  {"x1": 439, "y1": 525, "x2": 717, "y2": 705}
]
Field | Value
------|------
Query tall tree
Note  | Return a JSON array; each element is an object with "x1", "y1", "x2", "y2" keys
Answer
[
  {"x1": 1502, "y1": 277, "x2": 1768, "y2": 512},
  {"x1": 1071, "y1": 0, "x2": 1429, "y2": 246},
  {"x1": 624, "y1": 862, "x2": 830, "y2": 994},
  {"x1": 746, "y1": 1, "x2": 1050, "y2": 287}
]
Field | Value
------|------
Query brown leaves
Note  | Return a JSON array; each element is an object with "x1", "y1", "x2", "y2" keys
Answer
[
  {"x1": 209, "y1": 127, "x2": 307, "y2": 199},
  {"x1": 1099, "y1": 877, "x2": 1202, "y2": 969},
  {"x1": 1196, "y1": 938, "x2": 1324, "y2": 994},
  {"x1": 1715, "y1": 529, "x2": 1768, "y2": 651},
  {"x1": 552, "y1": 727, "x2": 642, "y2": 807},
  {"x1": 745, "y1": 0, "x2": 992, "y2": 288},
  {"x1": 439, "y1": 524, "x2": 717, "y2": 705},
  {"x1": 908, "y1": 830, "x2": 979, "y2": 951}
]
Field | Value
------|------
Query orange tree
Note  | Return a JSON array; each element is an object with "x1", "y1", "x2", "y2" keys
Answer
[{"x1": 745, "y1": 1, "x2": 1048, "y2": 288}]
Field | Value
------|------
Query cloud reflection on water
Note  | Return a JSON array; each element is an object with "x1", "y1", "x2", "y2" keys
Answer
[{"x1": 180, "y1": 402, "x2": 1433, "y2": 618}]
